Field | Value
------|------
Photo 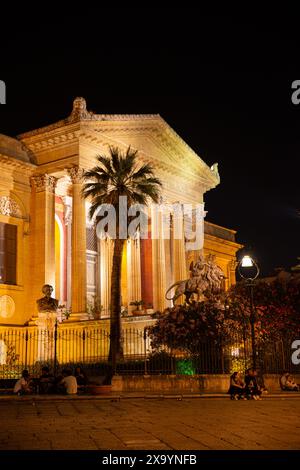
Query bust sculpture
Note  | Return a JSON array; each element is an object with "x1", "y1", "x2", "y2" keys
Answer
[{"x1": 36, "y1": 284, "x2": 59, "y2": 313}]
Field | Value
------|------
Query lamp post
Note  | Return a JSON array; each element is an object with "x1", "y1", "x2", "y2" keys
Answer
[{"x1": 238, "y1": 255, "x2": 260, "y2": 370}]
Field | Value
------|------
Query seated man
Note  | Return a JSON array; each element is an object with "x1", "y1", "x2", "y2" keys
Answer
[
  {"x1": 13, "y1": 370, "x2": 32, "y2": 395},
  {"x1": 58, "y1": 369, "x2": 78, "y2": 395},
  {"x1": 280, "y1": 372, "x2": 299, "y2": 391}
]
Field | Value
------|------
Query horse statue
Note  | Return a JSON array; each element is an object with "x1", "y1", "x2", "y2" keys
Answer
[{"x1": 165, "y1": 254, "x2": 225, "y2": 305}]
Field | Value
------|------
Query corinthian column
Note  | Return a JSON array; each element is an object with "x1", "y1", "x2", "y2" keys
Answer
[
  {"x1": 127, "y1": 237, "x2": 142, "y2": 313},
  {"x1": 68, "y1": 166, "x2": 87, "y2": 318},
  {"x1": 151, "y1": 206, "x2": 167, "y2": 312},
  {"x1": 29, "y1": 174, "x2": 57, "y2": 317},
  {"x1": 172, "y1": 208, "x2": 187, "y2": 283},
  {"x1": 100, "y1": 238, "x2": 113, "y2": 317}
]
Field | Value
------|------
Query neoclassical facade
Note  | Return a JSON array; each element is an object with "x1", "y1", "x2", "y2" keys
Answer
[{"x1": 0, "y1": 98, "x2": 242, "y2": 326}]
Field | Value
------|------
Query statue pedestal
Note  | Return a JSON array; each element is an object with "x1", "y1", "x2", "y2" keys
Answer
[
  {"x1": 35, "y1": 311, "x2": 57, "y2": 362},
  {"x1": 36, "y1": 311, "x2": 57, "y2": 329}
]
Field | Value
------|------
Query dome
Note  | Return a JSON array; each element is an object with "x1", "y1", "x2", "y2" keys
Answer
[{"x1": 0, "y1": 134, "x2": 35, "y2": 164}]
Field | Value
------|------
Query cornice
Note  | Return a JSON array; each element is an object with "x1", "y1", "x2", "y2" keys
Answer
[
  {"x1": 17, "y1": 111, "x2": 160, "y2": 141},
  {"x1": 205, "y1": 220, "x2": 237, "y2": 235},
  {"x1": 204, "y1": 233, "x2": 243, "y2": 251},
  {"x1": 0, "y1": 154, "x2": 36, "y2": 173},
  {"x1": 19, "y1": 126, "x2": 81, "y2": 152}
]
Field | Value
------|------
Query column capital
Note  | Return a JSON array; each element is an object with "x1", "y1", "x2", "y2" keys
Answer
[
  {"x1": 31, "y1": 174, "x2": 57, "y2": 193},
  {"x1": 67, "y1": 166, "x2": 85, "y2": 184}
]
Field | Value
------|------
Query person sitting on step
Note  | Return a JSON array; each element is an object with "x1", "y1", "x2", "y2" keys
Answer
[
  {"x1": 228, "y1": 372, "x2": 246, "y2": 400},
  {"x1": 280, "y1": 372, "x2": 300, "y2": 391}
]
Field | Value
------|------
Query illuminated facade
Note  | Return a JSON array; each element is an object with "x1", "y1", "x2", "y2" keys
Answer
[{"x1": 0, "y1": 98, "x2": 242, "y2": 326}]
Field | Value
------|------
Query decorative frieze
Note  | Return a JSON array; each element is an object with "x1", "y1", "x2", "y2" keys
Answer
[
  {"x1": 0, "y1": 196, "x2": 22, "y2": 218},
  {"x1": 30, "y1": 174, "x2": 57, "y2": 193}
]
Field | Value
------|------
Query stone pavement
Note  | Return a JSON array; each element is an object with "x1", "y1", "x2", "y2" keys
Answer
[{"x1": 0, "y1": 397, "x2": 300, "y2": 450}]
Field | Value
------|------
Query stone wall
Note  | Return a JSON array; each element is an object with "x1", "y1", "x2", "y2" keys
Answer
[
  {"x1": 112, "y1": 374, "x2": 300, "y2": 394},
  {"x1": 112, "y1": 374, "x2": 231, "y2": 393}
]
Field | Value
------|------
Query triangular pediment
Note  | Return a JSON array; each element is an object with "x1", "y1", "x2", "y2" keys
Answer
[{"x1": 17, "y1": 98, "x2": 220, "y2": 193}]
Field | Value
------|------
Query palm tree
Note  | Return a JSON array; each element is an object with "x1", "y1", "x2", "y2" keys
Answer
[{"x1": 82, "y1": 146, "x2": 162, "y2": 377}]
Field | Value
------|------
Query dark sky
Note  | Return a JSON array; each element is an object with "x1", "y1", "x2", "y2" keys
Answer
[{"x1": 1, "y1": 10, "x2": 300, "y2": 276}]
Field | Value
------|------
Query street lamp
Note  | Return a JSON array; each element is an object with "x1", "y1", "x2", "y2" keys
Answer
[{"x1": 238, "y1": 254, "x2": 260, "y2": 370}]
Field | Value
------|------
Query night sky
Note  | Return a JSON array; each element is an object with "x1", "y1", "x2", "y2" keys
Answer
[{"x1": 1, "y1": 10, "x2": 300, "y2": 276}]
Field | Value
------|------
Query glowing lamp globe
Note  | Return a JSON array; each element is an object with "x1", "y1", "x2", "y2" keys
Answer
[{"x1": 238, "y1": 254, "x2": 259, "y2": 281}]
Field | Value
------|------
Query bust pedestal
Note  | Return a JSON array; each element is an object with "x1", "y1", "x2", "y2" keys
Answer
[{"x1": 34, "y1": 311, "x2": 58, "y2": 362}]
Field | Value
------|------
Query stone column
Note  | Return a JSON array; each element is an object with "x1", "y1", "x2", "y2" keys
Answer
[
  {"x1": 62, "y1": 195, "x2": 72, "y2": 309},
  {"x1": 127, "y1": 236, "x2": 142, "y2": 313},
  {"x1": 172, "y1": 209, "x2": 187, "y2": 303},
  {"x1": 151, "y1": 206, "x2": 167, "y2": 312},
  {"x1": 29, "y1": 175, "x2": 57, "y2": 316},
  {"x1": 67, "y1": 166, "x2": 87, "y2": 319},
  {"x1": 100, "y1": 238, "x2": 113, "y2": 317}
]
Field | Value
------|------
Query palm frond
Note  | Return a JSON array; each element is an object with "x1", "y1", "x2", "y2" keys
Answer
[
  {"x1": 82, "y1": 145, "x2": 162, "y2": 220},
  {"x1": 96, "y1": 155, "x2": 113, "y2": 174},
  {"x1": 130, "y1": 163, "x2": 156, "y2": 180}
]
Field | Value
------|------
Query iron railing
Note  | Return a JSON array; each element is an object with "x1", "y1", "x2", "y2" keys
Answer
[{"x1": 0, "y1": 324, "x2": 299, "y2": 378}]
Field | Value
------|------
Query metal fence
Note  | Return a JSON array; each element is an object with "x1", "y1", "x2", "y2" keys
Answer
[{"x1": 0, "y1": 324, "x2": 299, "y2": 379}]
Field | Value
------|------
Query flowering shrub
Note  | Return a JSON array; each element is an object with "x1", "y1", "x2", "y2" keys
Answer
[
  {"x1": 148, "y1": 293, "x2": 243, "y2": 353},
  {"x1": 149, "y1": 278, "x2": 300, "y2": 354},
  {"x1": 227, "y1": 279, "x2": 300, "y2": 344}
]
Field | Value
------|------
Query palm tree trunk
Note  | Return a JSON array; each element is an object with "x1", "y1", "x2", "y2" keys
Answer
[{"x1": 109, "y1": 237, "x2": 125, "y2": 376}]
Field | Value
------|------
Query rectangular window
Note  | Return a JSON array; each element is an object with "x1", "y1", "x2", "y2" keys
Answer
[{"x1": 0, "y1": 222, "x2": 17, "y2": 285}]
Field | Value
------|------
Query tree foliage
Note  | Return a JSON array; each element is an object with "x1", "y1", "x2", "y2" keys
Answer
[
  {"x1": 148, "y1": 293, "x2": 243, "y2": 353},
  {"x1": 227, "y1": 278, "x2": 300, "y2": 344},
  {"x1": 82, "y1": 146, "x2": 162, "y2": 370},
  {"x1": 149, "y1": 278, "x2": 300, "y2": 353}
]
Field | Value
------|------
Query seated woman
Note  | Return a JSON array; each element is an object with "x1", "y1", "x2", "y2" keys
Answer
[
  {"x1": 280, "y1": 372, "x2": 299, "y2": 391},
  {"x1": 228, "y1": 372, "x2": 246, "y2": 400},
  {"x1": 245, "y1": 368, "x2": 262, "y2": 400}
]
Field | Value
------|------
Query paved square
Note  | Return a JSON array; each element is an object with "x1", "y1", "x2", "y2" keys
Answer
[{"x1": 0, "y1": 398, "x2": 300, "y2": 450}]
